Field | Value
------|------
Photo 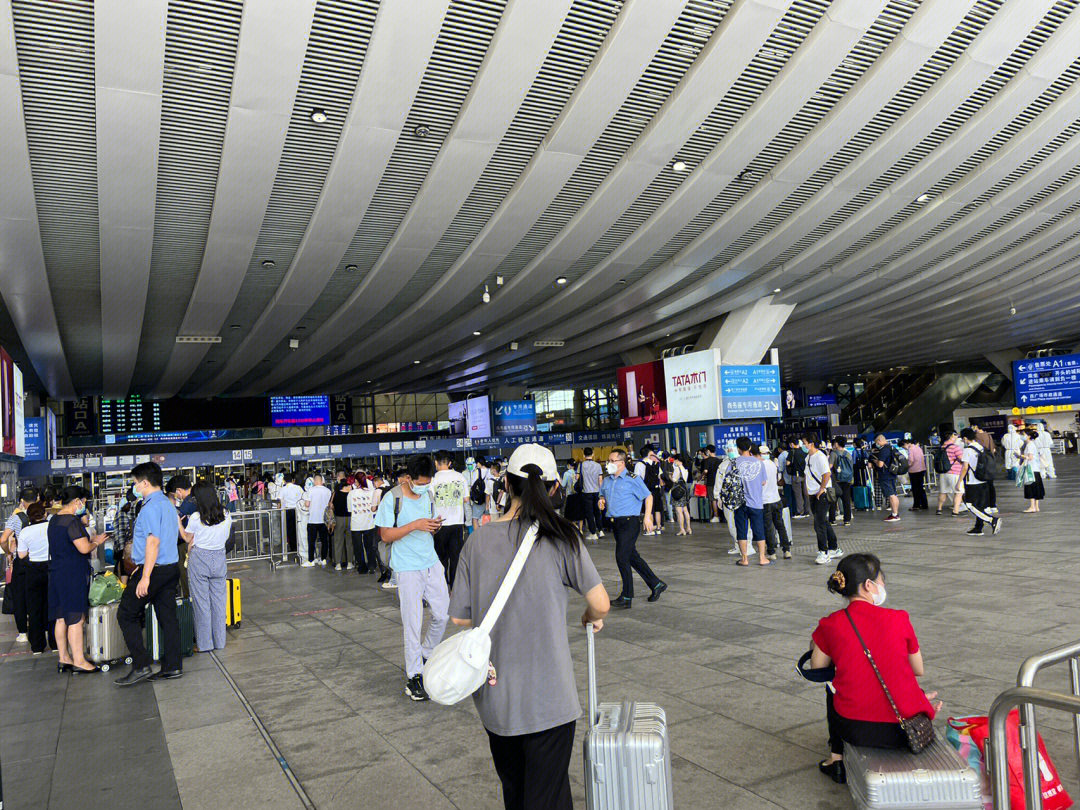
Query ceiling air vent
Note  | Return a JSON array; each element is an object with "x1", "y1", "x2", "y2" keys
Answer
[
  {"x1": 533, "y1": 340, "x2": 565, "y2": 348},
  {"x1": 175, "y1": 335, "x2": 222, "y2": 344}
]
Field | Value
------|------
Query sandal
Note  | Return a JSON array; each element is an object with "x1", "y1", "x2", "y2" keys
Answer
[{"x1": 735, "y1": 559, "x2": 749, "y2": 567}]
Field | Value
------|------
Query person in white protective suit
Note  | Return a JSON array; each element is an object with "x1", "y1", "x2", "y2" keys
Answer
[
  {"x1": 1001, "y1": 424, "x2": 1024, "y2": 471},
  {"x1": 1035, "y1": 422, "x2": 1056, "y2": 479}
]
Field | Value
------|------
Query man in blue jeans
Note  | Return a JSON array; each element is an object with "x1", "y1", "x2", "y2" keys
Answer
[{"x1": 732, "y1": 436, "x2": 769, "y2": 566}]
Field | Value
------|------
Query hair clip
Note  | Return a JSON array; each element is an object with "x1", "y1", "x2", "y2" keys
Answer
[{"x1": 831, "y1": 571, "x2": 846, "y2": 589}]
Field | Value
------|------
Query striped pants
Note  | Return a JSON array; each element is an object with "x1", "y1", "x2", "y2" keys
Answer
[{"x1": 187, "y1": 545, "x2": 227, "y2": 651}]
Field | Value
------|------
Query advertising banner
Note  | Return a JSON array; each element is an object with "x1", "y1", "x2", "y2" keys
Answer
[
  {"x1": 12, "y1": 363, "x2": 24, "y2": 457},
  {"x1": 0, "y1": 347, "x2": 13, "y2": 454},
  {"x1": 494, "y1": 400, "x2": 537, "y2": 436},
  {"x1": 663, "y1": 349, "x2": 721, "y2": 424},
  {"x1": 617, "y1": 360, "x2": 667, "y2": 427}
]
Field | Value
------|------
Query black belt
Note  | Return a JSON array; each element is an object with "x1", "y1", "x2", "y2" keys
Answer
[{"x1": 611, "y1": 515, "x2": 640, "y2": 521}]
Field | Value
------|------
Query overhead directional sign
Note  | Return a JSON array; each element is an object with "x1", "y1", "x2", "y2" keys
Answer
[
  {"x1": 714, "y1": 422, "x2": 767, "y2": 450},
  {"x1": 1013, "y1": 353, "x2": 1080, "y2": 407},
  {"x1": 719, "y1": 364, "x2": 782, "y2": 419}
]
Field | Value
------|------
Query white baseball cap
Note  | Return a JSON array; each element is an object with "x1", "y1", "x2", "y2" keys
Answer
[
  {"x1": 759, "y1": 445, "x2": 770, "y2": 456},
  {"x1": 506, "y1": 443, "x2": 558, "y2": 482}
]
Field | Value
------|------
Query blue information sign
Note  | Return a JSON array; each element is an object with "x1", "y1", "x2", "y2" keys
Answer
[
  {"x1": 719, "y1": 365, "x2": 781, "y2": 419},
  {"x1": 713, "y1": 422, "x2": 767, "y2": 450},
  {"x1": 1013, "y1": 353, "x2": 1080, "y2": 407},
  {"x1": 24, "y1": 417, "x2": 46, "y2": 460},
  {"x1": 807, "y1": 393, "x2": 837, "y2": 407},
  {"x1": 494, "y1": 400, "x2": 537, "y2": 436}
]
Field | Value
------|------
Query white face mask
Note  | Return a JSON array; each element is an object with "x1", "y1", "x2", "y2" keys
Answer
[
  {"x1": 870, "y1": 582, "x2": 887, "y2": 606},
  {"x1": 606, "y1": 462, "x2": 618, "y2": 476}
]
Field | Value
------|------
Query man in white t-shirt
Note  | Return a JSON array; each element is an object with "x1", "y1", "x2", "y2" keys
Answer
[
  {"x1": 277, "y1": 473, "x2": 305, "y2": 561},
  {"x1": 804, "y1": 433, "x2": 840, "y2": 565},
  {"x1": 300, "y1": 475, "x2": 333, "y2": 567},
  {"x1": 958, "y1": 428, "x2": 1001, "y2": 536},
  {"x1": 464, "y1": 457, "x2": 484, "y2": 531},
  {"x1": 347, "y1": 479, "x2": 381, "y2": 575},
  {"x1": 757, "y1": 446, "x2": 790, "y2": 560},
  {"x1": 431, "y1": 450, "x2": 469, "y2": 589}
]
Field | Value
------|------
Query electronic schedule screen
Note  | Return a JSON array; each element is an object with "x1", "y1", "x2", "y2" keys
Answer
[
  {"x1": 99, "y1": 397, "x2": 163, "y2": 434},
  {"x1": 269, "y1": 395, "x2": 331, "y2": 427}
]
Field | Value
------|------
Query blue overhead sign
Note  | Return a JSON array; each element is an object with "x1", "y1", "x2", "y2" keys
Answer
[
  {"x1": 714, "y1": 422, "x2": 767, "y2": 450},
  {"x1": 494, "y1": 400, "x2": 537, "y2": 436},
  {"x1": 1013, "y1": 353, "x2": 1080, "y2": 407},
  {"x1": 807, "y1": 393, "x2": 837, "y2": 407},
  {"x1": 24, "y1": 417, "x2": 46, "y2": 461},
  {"x1": 719, "y1": 364, "x2": 782, "y2": 419}
]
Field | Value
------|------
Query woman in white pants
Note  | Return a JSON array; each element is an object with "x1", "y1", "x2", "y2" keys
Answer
[{"x1": 179, "y1": 483, "x2": 232, "y2": 652}]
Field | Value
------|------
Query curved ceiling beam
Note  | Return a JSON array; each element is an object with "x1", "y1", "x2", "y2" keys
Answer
[
  {"x1": 0, "y1": 2, "x2": 75, "y2": 398},
  {"x1": 151, "y1": 0, "x2": 317, "y2": 398},
  {"x1": 96, "y1": 0, "x2": 166, "y2": 397},
  {"x1": 252, "y1": 0, "x2": 686, "y2": 394},
  {"x1": 327, "y1": 0, "x2": 793, "y2": 393},
  {"x1": 190, "y1": 0, "x2": 451, "y2": 397}
]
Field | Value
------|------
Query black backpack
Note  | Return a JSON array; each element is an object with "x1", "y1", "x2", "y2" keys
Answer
[
  {"x1": 932, "y1": 447, "x2": 952, "y2": 474},
  {"x1": 469, "y1": 474, "x2": 486, "y2": 505},
  {"x1": 573, "y1": 470, "x2": 584, "y2": 494},
  {"x1": 642, "y1": 462, "x2": 660, "y2": 490},
  {"x1": 786, "y1": 448, "x2": 806, "y2": 477},
  {"x1": 887, "y1": 446, "x2": 909, "y2": 476},
  {"x1": 973, "y1": 446, "x2": 998, "y2": 482}
]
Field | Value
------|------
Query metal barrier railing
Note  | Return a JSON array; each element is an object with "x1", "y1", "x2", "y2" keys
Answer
[
  {"x1": 226, "y1": 508, "x2": 290, "y2": 570},
  {"x1": 988, "y1": 687, "x2": 1080, "y2": 810}
]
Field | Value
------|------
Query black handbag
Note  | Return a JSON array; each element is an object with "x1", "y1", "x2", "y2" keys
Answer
[
  {"x1": 844, "y1": 608, "x2": 935, "y2": 753},
  {"x1": 808, "y1": 467, "x2": 837, "y2": 504}
]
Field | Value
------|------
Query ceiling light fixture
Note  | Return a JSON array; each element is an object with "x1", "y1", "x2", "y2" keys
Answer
[
  {"x1": 473, "y1": 331, "x2": 482, "y2": 336},
  {"x1": 772, "y1": 288, "x2": 782, "y2": 293},
  {"x1": 229, "y1": 324, "x2": 241, "y2": 330},
  {"x1": 495, "y1": 275, "x2": 504, "y2": 286},
  {"x1": 672, "y1": 160, "x2": 688, "y2": 172},
  {"x1": 414, "y1": 124, "x2": 430, "y2": 139},
  {"x1": 413, "y1": 360, "x2": 421, "y2": 365},
  {"x1": 310, "y1": 108, "x2": 328, "y2": 124},
  {"x1": 482, "y1": 284, "x2": 491, "y2": 304},
  {"x1": 345, "y1": 264, "x2": 357, "y2": 272},
  {"x1": 915, "y1": 193, "x2": 931, "y2": 203},
  {"x1": 261, "y1": 259, "x2": 275, "y2": 269},
  {"x1": 556, "y1": 276, "x2": 567, "y2": 285}
]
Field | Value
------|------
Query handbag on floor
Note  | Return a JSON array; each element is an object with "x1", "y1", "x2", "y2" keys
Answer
[{"x1": 423, "y1": 522, "x2": 538, "y2": 705}]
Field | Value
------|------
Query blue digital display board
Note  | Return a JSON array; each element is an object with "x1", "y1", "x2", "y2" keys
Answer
[
  {"x1": 103, "y1": 430, "x2": 228, "y2": 444},
  {"x1": 719, "y1": 365, "x2": 782, "y2": 419},
  {"x1": 269, "y1": 395, "x2": 331, "y2": 427},
  {"x1": 1013, "y1": 353, "x2": 1080, "y2": 407},
  {"x1": 713, "y1": 422, "x2": 767, "y2": 450},
  {"x1": 24, "y1": 417, "x2": 46, "y2": 460},
  {"x1": 494, "y1": 400, "x2": 537, "y2": 436},
  {"x1": 807, "y1": 393, "x2": 837, "y2": 407}
]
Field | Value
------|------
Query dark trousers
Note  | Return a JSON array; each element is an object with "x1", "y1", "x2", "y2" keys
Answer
[
  {"x1": 963, "y1": 482, "x2": 993, "y2": 532},
  {"x1": 176, "y1": 542, "x2": 189, "y2": 598},
  {"x1": 26, "y1": 561, "x2": 56, "y2": 653},
  {"x1": 611, "y1": 516, "x2": 660, "y2": 599},
  {"x1": 307, "y1": 524, "x2": 330, "y2": 562},
  {"x1": 284, "y1": 508, "x2": 297, "y2": 553},
  {"x1": 582, "y1": 493, "x2": 600, "y2": 534},
  {"x1": 829, "y1": 481, "x2": 853, "y2": 523},
  {"x1": 9, "y1": 555, "x2": 28, "y2": 633},
  {"x1": 487, "y1": 720, "x2": 575, "y2": 810},
  {"x1": 986, "y1": 479, "x2": 997, "y2": 509},
  {"x1": 826, "y1": 689, "x2": 904, "y2": 755},
  {"x1": 117, "y1": 563, "x2": 181, "y2": 672},
  {"x1": 351, "y1": 528, "x2": 377, "y2": 573},
  {"x1": 433, "y1": 524, "x2": 467, "y2": 590},
  {"x1": 810, "y1": 495, "x2": 837, "y2": 552},
  {"x1": 909, "y1": 472, "x2": 928, "y2": 510},
  {"x1": 763, "y1": 501, "x2": 789, "y2": 553}
]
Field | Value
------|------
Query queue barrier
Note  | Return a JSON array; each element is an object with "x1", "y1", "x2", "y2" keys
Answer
[
  {"x1": 226, "y1": 508, "x2": 291, "y2": 570},
  {"x1": 987, "y1": 640, "x2": 1080, "y2": 809}
]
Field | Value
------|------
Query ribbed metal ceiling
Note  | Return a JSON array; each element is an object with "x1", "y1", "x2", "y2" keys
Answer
[{"x1": 3, "y1": 0, "x2": 1080, "y2": 399}]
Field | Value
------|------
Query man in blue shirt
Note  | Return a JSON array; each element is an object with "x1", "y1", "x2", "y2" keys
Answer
[
  {"x1": 871, "y1": 434, "x2": 901, "y2": 521},
  {"x1": 375, "y1": 455, "x2": 448, "y2": 702},
  {"x1": 599, "y1": 449, "x2": 665, "y2": 609},
  {"x1": 115, "y1": 462, "x2": 183, "y2": 686},
  {"x1": 732, "y1": 436, "x2": 769, "y2": 566}
]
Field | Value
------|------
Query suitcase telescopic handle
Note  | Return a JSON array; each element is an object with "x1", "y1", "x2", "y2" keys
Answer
[{"x1": 586, "y1": 623, "x2": 598, "y2": 729}]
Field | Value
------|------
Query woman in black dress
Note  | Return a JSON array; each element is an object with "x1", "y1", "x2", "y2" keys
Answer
[{"x1": 49, "y1": 486, "x2": 108, "y2": 674}]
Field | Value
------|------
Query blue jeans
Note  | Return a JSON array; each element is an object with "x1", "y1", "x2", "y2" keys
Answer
[{"x1": 733, "y1": 505, "x2": 765, "y2": 542}]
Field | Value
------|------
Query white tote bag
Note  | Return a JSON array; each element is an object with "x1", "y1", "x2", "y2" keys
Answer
[{"x1": 423, "y1": 522, "x2": 538, "y2": 706}]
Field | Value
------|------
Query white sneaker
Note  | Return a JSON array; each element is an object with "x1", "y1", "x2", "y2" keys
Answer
[
  {"x1": 345, "y1": 563, "x2": 353, "y2": 571},
  {"x1": 300, "y1": 561, "x2": 315, "y2": 568},
  {"x1": 15, "y1": 633, "x2": 27, "y2": 643},
  {"x1": 815, "y1": 551, "x2": 829, "y2": 565},
  {"x1": 726, "y1": 548, "x2": 740, "y2": 555},
  {"x1": 334, "y1": 564, "x2": 343, "y2": 571},
  {"x1": 829, "y1": 549, "x2": 844, "y2": 560},
  {"x1": 585, "y1": 533, "x2": 598, "y2": 541},
  {"x1": 987, "y1": 507, "x2": 998, "y2": 514},
  {"x1": 709, "y1": 517, "x2": 720, "y2": 523},
  {"x1": 319, "y1": 559, "x2": 327, "y2": 567},
  {"x1": 597, "y1": 531, "x2": 605, "y2": 538},
  {"x1": 381, "y1": 581, "x2": 398, "y2": 590}
]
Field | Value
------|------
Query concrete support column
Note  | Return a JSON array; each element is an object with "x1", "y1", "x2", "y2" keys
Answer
[
  {"x1": 694, "y1": 296, "x2": 795, "y2": 364},
  {"x1": 984, "y1": 349, "x2": 1024, "y2": 381}
]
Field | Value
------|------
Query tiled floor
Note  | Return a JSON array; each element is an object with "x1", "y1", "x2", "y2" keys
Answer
[{"x1": 3, "y1": 457, "x2": 1079, "y2": 809}]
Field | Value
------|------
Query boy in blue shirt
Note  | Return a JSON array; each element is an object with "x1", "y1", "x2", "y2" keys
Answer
[
  {"x1": 733, "y1": 436, "x2": 770, "y2": 566},
  {"x1": 375, "y1": 455, "x2": 447, "y2": 701}
]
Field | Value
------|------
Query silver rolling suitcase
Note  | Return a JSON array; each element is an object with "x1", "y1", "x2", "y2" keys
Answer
[
  {"x1": 84, "y1": 602, "x2": 131, "y2": 672},
  {"x1": 583, "y1": 625, "x2": 673, "y2": 810},
  {"x1": 844, "y1": 738, "x2": 983, "y2": 810}
]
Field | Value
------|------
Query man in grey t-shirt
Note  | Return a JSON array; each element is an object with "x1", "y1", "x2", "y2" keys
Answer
[{"x1": 579, "y1": 448, "x2": 603, "y2": 541}]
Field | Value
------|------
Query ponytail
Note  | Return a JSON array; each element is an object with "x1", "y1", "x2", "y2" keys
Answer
[{"x1": 506, "y1": 465, "x2": 581, "y2": 552}]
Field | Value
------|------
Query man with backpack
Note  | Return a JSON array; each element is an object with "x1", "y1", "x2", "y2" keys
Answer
[
  {"x1": 730, "y1": 437, "x2": 769, "y2": 566},
  {"x1": 829, "y1": 437, "x2": 855, "y2": 526},
  {"x1": 804, "y1": 433, "x2": 840, "y2": 565},
  {"x1": 2, "y1": 486, "x2": 38, "y2": 643},
  {"x1": 784, "y1": 438, "x2": 809, "y2": 518},
  {"x1": 958, "y1": 428, "x2": 1001, "y2": 537},
  {"x1": 871, "y1": 435, "x2": 904, "y2": 522}
]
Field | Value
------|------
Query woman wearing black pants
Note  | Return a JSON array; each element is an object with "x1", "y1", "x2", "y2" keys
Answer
[{"x1": 17, "y1": 503, "x2": 57, "y2": 653}]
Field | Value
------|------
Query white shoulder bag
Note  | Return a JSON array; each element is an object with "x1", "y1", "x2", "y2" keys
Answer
[{"x1": 424, "y1": 522, "x2": 538, "y2": 706}]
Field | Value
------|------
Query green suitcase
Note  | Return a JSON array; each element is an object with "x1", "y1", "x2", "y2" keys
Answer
[{"x1": 145, "y1": 597, "x2": 196, "y2": 660}]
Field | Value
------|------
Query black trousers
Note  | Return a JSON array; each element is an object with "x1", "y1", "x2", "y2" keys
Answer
[
  {"x1": 117, "y1": 563, "x2": 181, "y2": 672},
  {"x1": 307, "y1": 524, "x2": 330, "y2": 562},
  {"x1": 433, "y1": 524, "x2": 467, "y2": 590},
  {"x1": 25, "y1": 561, "x2": 56, "y2": 653},
  {"x1": 582, "y1": 493, "x2": 600, "y2": 534},
  {"x1": 284, "y1": 508, "x2": 297, "y2": 553},
  {"x1": 829, "y1": 481, "x2": 853, "y2": 524},
  {"x1": 986, "y1": 479, "x2": 997, "y2": 509},
  {"x1": 963, "y1": 482, "x2": 993, "y2": 532},
  {"x1": 811, "y1": 495, "x2": 837, "y2": 552},
  {"x1": 909, "y1": 471, "x2": 928, "y2": 510},
  {"x1": 351, "y1": 528, "x2": 377, "y2": 573},
  {"x1": 9, "y1": 555, "x2": 28, "y2": 633},
  {"x1": 611, "y1": 516, "x2": 660, "y2": 599},
  {"x1": 826, "y1": 689, "x2": 905, "y2": 755},
  {"x1": 763, "y1": 501, "x2": 789, "y2": 554},
  {"x1": 487, "y1": 720, "x2": 575, "y2": 810}
]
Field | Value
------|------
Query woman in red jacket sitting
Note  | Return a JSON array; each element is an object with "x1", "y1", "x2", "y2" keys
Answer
[{"x1": 809, "y1": 553, "x2": 941, "y2": 783}]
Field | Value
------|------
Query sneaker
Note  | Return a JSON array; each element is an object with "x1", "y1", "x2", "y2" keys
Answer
[
  {"x1": 727, "y1": 548, "x2": 740, "y2": 555},
  {"x1": 381, "y1": 580, "x2": 398, "y2": 590},
  {"x1": 884, "y1": 515, "x2": 901, "y2": 522},
  {"x1": 334, "y1": 564, "x2": 343, "y2": 571},
  {"x1": 843, "y1": 522, "x2": 851, "y2": 527},
  {"x1": 319, "y1": 559, "x2": 327, "y2": 567},
  {"x1": 965, "y1": 528, "x2": 985, "y2": 536},
  {"x1": 829, "y1": 548, "x2": 844, "y2": 560},
  {"x1": 793, "y1": 514, "x2": 808, "y2": 519},
  {"x1": 585, "y1": 533, "x2": 598, "y2": 541},
  {"x1": 815, "y1": 551, "x2": 829, "y2": 565},
  {"x1": 598, "y1": 531, "x2": 605, "y2": 538},
  {"x1": 782, "y1": 550, "x2": 792, "y2": 559},
  {"x1": 404, "y1": 675, "x2": 429, "y2": 701},
  {"x1": 992, "y1": 518, "x2": 1003, "y2": 535},
  {"x1": 709, "y1": 517, "x2": 720, "y2": 523},
  {"x1": 15, "y1": 633, "x2": 27, "y2": 643},
  {"x1": 767, "y1": 553, "x2": 777, "y2": 561},
  {"x1": 345, "y1": 563, "x2": 354, "y2": 571},
  {"x1": 300, "y1": 561, "x2": 315, "y2": 568},
  {"x1": 987, "y1": 507, "x2": 999, "y2": 514}
]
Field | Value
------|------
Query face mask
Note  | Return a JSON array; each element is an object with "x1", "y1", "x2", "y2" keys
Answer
[
  {"x1": 727, "y1": 449, "x2": 737, "y2": 459},
  {"x1": 75, "y1": 503, "x2": 87, "y2": 516},
  {"x1": 466, "y1": 463, "x2": 475, "y2": 469},
  {"x1": 131, "y1": 484, "x2": 141, "y2": 500},
  {"x1": 606, "y1": 462, "x2": 618, "y2": 476},
  {"x1": 870, "y1": 583, "x2": 887, "y2": 606},
  {"x1": 410, "y1": 482, "x2": 430, "y2": 495}
]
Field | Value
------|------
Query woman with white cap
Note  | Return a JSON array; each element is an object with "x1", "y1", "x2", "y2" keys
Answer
[{"x1": 449, "y1": 443, "x2": 609, "y2": 810}]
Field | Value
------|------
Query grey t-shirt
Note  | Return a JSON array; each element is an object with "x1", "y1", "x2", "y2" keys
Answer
[
  {"x1": 580, "y1": 459, "x2": 602, "y2": 493},
  {"x1": 449, "y1": 518, "x2": 603, "y2": 736}
]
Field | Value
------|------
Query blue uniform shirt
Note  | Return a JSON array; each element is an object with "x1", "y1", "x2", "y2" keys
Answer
[
  {"x1": 599, "y1": 469, "x2": 651, "y2": 517},
  {"x1": 132, "y1": 490, "x2": 180, "y2": 565}
]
